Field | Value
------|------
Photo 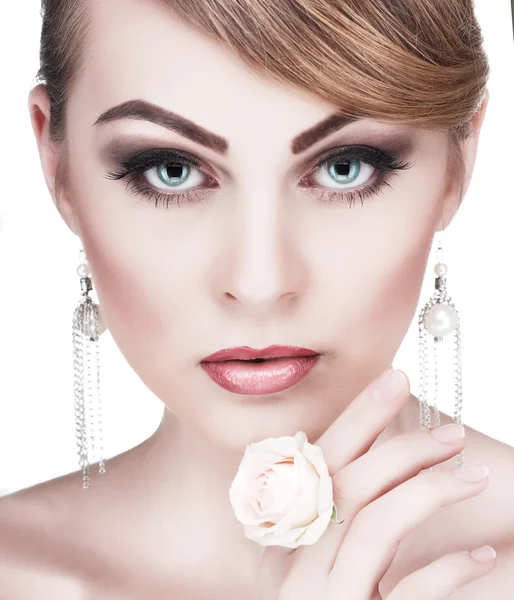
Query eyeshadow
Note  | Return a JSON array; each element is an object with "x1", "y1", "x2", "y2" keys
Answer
[
  {"x1": 343, "y1": 129, "x2": 417, "y2": 158},
  {"x1": 99, "y1": 134, "x2": 162, "y2": 166},
  {"x1": 99, "y1": 128, "x2": 418, "y2": 177}
]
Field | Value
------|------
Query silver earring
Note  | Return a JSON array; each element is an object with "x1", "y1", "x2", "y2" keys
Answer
[
  {"x1": 72, "y1": 249, "x2": 107, "y2": 488},
  {"x1": 418, "y1": 236, "x2": 464, "y2": 467}
]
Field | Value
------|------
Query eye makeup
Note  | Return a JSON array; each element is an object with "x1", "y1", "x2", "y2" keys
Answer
[
  {"x1": 102, "y1": 135, "x2": 415, "y2": 210},
  {"x1": 105, "y1": 147, "x2": 219, "y2": 208},
  {"x1": 300, "y1": 144, "x2": 413, "y2": 208}
]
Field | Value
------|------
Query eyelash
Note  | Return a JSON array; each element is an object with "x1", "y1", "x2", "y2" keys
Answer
[{"x1": 104, "y1": 145, "x2": 413, "y2": 209}]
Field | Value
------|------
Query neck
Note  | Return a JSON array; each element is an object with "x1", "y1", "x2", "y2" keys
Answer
[
  {"x1": 133, "y1": 391, "x2": 428, "y2": 497},
  {"x1": 129, "y1": 407, "x2": 266, "y2": 586},
  {"x1": 101, "y1": 391, "x2": 433, "y2": 590}
]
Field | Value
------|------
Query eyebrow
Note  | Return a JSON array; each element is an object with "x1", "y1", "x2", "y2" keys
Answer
[
  {"x1": 291, "y1": 112, "x2": 358, "y2": 154},
  {"x1": 93, "y1": 99, "x2": 358, "y2": 156}
]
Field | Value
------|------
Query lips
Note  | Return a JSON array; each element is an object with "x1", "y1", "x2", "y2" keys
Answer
[
  {"x1": 200, "y1": 345, "x2": 320, "y2": 395},
  {"x1": 202, "y1": 345, "x2": 319, "y2": 362}
]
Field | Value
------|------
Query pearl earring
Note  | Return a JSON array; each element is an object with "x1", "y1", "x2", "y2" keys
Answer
[
  {"x1": 418, "y1": 237, "x2": 464, "y2": 467},
  {"x1": 72, "y1": 249, "x2": 107, "y2": 488}
]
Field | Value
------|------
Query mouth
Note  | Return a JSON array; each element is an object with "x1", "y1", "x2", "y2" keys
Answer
[{"x1": 200, "y1": 346, "x2": 321, "y2": 395}]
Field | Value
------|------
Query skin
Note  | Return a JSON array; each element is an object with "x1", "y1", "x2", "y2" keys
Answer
[{"x1": 1, "y1": 0, "x2": 514, "y2": 597}]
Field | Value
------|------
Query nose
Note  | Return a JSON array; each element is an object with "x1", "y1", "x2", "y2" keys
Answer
[{"x1": 213, "y1": 195, "x2": 307, "y2": 315}]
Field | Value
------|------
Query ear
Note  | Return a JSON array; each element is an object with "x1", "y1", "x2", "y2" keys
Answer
[
  {"x1": 28, "y1": 83, "x2": 80, "y2": 236},
  {"x1": 435, "y1": 87, "x2": 489, "y2": 232}
]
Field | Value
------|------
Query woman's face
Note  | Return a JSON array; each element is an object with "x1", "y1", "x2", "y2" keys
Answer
[{"x1": 33, "y1": 0, "x2": 479, "y2": 453}]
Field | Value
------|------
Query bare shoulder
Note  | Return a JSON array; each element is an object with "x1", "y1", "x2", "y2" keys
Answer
[{"x1": 0, "y1": 470, "x2": 98, "y2": 599}]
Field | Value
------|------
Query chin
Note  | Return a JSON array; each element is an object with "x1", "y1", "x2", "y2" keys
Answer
[{"x1": 188, "y1": 386, "x2": 334, "y2": 456}]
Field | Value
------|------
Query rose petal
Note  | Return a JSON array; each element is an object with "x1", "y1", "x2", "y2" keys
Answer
[
  {"x1": 293, "y1": 505, "x2": 333, "y2": 546},
  {"x1": 293, "y1": 431, "x2": 308, "y2": 447},
  {"x1": 300, "y1": 440, "x2": 334, "y2": 515},
  {"x1": 245, "y1": 522, "x2": 308, "y2": 548},
  {"x1": 302, "y1": 440, "x2": 330, "y2": 479},
  {"x1": 317, "y1": 470, "x2": 334, "y2": 515},
  {"x1": 229, "y1": 466, "x2": 248, "y2": 502},
  {"x1": 231, "y1": 431, "x2": 335, "y2": 549},
  {"x1": 280, "y1": 452, "x2": 320, "y2": 528},
  {"x1": 230, "y1": 467, "x2": 270, "y2": 526},
  {"x1": 244, "y1": 518, "x2": 289, "y2": 539},
  {"x1": 233, "y1": 484, "x2": 265, "y2": 525},
  {"x1": 261, "y1": 463, "x2": 301, "y2": 520},
  {"x1": 241, "y1": 451, "x2": 283, "y2": 481}
]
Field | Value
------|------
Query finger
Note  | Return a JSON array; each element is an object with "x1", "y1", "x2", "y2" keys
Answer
[
  {"x1": 314, "y1": 368, "x2": 410, "y2": 476},
  {"x1": 260, "y1": 368, "x2": 409, "y2": 563},
  {"x1": 331, "y1": 423, "x2": 466, "y2": 522},
  {"x1": 328, "y1": 463, "x2": 490, "y2": 598},
  {"x1": 288, "y1": 424, "x2": 465, "y2": 577},
  {"x1": 386, "y1": 546, "x2": 496, "y2": 600}
]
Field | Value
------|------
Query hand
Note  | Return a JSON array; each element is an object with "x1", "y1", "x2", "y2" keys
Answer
[{"x1": 258, "y1": 369, "x2": 495, "y2": 600}]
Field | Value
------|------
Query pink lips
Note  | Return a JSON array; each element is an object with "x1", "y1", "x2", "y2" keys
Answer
[{"x1": 200, "y1": 345, "x2": 320, "y2": 395}]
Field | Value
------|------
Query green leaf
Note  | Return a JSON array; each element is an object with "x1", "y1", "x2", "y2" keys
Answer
[{"x1": 330, "y1": 503, "x2": 337, "y2": 523}]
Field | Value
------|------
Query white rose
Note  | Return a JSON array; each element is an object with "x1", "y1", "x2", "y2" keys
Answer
[{"x1": 229, "y1": 431, "x2": 337, "y2": 549}]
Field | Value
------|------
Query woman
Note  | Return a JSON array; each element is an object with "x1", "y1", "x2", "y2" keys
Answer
[{"x1": 1, "y1": 0, "x2": 513, "y2": 597}]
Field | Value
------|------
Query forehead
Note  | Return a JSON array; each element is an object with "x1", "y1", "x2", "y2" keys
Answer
[{"x1": 71, "y1": 0, "x2": 334, "y2": 153}]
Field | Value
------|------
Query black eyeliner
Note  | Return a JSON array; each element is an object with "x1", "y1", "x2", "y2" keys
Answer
[
  {"x1": 102, "y1": 141, "x2": 413, "y2": 210},
  {"x1": 313, "y1": 145, "x2": 413, "y2": 173},
  {"x1": 104, "y1": 148, "x2": 202, "y2": 181}
]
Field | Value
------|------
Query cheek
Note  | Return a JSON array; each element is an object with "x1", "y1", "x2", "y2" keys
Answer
[
  {"x1": 312, "y1": 228, "x2": 432, "y2": 394},
  {"x1": 360, "y1": 226, "x2": 432, "y2": 348},
  {"x1": 72, "y1": 191, "x2": 187, "y2": 376},
  {"x1": 78, "y1": 222, "x2": 204, "y2": 407},
  {"x1": 81, "y1": 232, "x2": 158, "y2": 360},
  {"x1": 309, "y1": 168, "x2": 444, "y2": 378},
  {"x1": 338, "y1": 219, "x2": 438, "y2": 373}
]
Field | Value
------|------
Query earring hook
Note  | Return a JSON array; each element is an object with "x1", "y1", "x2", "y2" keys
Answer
[{"x1": 435, "y1": 232, "x2": 445, "y2": 264}]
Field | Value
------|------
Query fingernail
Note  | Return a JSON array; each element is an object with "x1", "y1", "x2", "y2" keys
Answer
[
  {"x1": 429, "y1": 423, "x2": 465, "y2": 444},
  {"x1": 452, "y1": 462, "x2": 489, "y2": 482},
  {"x1": 374, "y1": 369, "x2": 407, "y2": 400},
  {"x1": 470, "y1": 545, "x2": 496, "y2": 563}
]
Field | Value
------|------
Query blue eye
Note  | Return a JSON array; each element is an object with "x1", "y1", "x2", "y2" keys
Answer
[
  {"x1": 145, "y1": 162, "x2": 206, "y2": 192},
  {"x1": 105, "y1": 144, "x2": 413, "y2": 209},
  {"x1": 313, "y1": 158, "x2": 374, "y2": 190},
  {"x1": 328, "y1": 159, "x2": 360, "y2": 183},
  {"x1": 156, "y1": 164, "x2": 191, "y2": 186},
  {"x1": 104, "y1": 148, "x2": 218, "y2": 208}
]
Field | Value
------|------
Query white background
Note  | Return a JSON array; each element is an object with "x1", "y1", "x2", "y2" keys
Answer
[{"x1": 0, "y1": 1, "x2": 513, "y2": 494}]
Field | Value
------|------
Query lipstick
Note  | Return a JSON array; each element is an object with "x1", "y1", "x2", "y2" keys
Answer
[{"x1": 200, "y1": 345, "x2": 320, "y2": 395}]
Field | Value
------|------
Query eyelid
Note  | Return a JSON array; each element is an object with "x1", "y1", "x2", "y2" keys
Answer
[
  {"x1": 312, "y1": 145, "x2": 396, "y2": 168},
  {"x1": 107, "y1": 143, "x2": 412, "y2": 209},
  {"x1": 293, "y1": 131, "x2": 416, "y2": 173},
  {"x1": 299, "y1": 144, "x2": 412, "y2": 186},
  {"x1": 104, "y1": 142, "x2": 222, "y2": 179},
  {"x1": 106, "y1": 141, "x2": 413, "y2": 201},
  {"x1": 121, "y1": 148, "x2": 204, "y2": 173}
]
